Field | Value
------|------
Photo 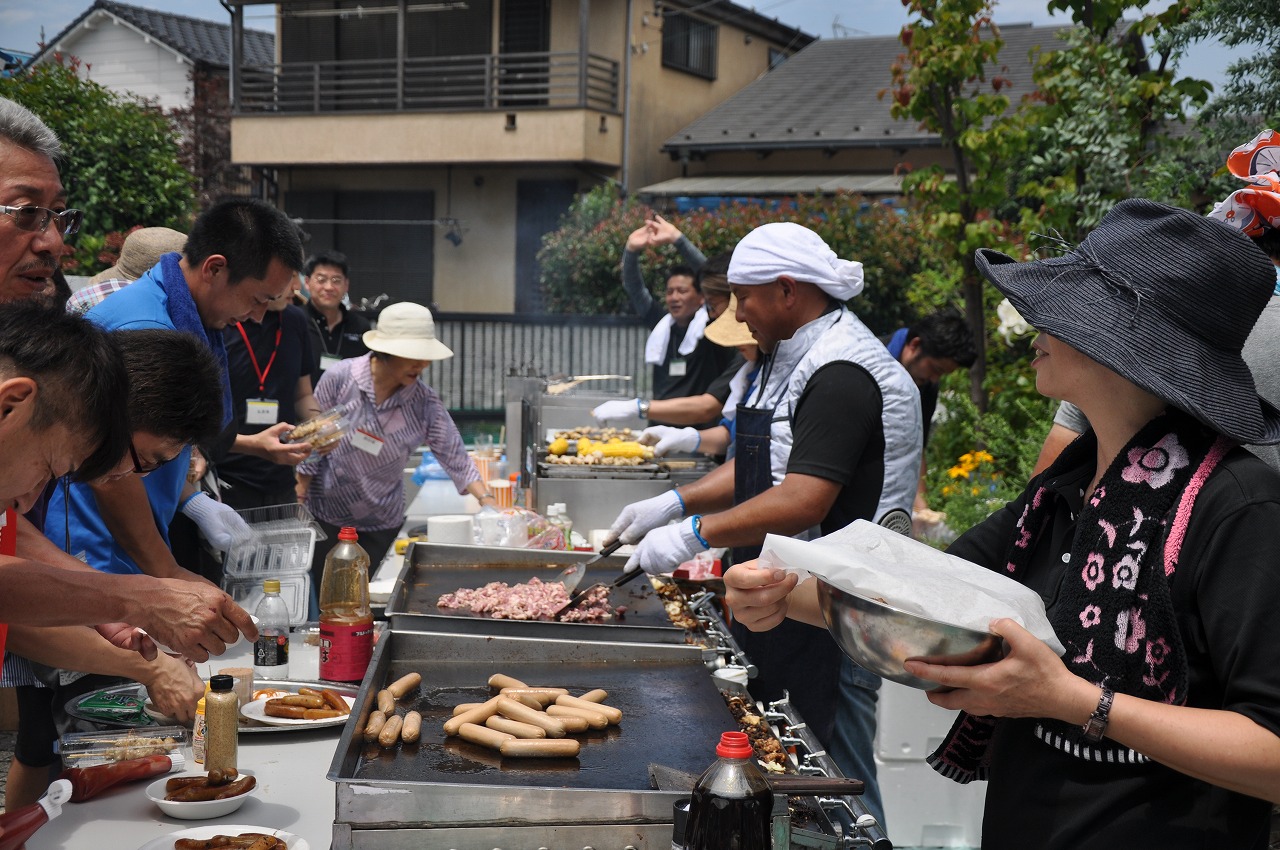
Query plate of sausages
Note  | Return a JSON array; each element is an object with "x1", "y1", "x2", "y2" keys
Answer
[
  {"x1": 239, "y1": 687, "x2": 354, "y2": 728},
  {"x1": 134, "y1": 824, "x2": 307, "y2": 850}
]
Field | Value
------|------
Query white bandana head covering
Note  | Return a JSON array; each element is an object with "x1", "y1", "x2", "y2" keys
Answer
[{"x1": 727, "y1": 222, "x2": 864, "y2": 301}]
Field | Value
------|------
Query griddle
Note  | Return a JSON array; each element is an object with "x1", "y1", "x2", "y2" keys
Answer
[
  {"x1": 385, "y1": 542, "x2": 691, "y2": 643},
  {"x1": 330, "y1": 630, "x2": 735, "y2": 830}
]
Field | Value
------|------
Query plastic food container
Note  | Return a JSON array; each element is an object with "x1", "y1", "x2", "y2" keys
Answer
[
  {"x1": 285, "y1": 407, "x2": 349, "y2": 450},
  {"x1": 57, "y1": 726, "x2": 190, "y2": 768}
]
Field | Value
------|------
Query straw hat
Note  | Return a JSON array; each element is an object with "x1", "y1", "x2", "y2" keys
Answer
[
  {"x1": 362, "y1": 302, "x2": 454, "y2": 361},
  {"x1": 976, "y1": 199, "x2": 1280, "y2": 445},
  {"x1": 88, "y1": 227, "x2": 186, "y2": 284},
  {"x1": 703, "y1": 295, "x2": 756, "y2": 348}
]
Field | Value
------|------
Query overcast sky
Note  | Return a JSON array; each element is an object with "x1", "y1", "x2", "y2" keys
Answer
[{"x1": 1, "y1": 0, "x2": 1240, "y2": 91}]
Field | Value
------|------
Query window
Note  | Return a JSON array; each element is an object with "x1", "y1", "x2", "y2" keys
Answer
[{"x1": 662, "y1": 12, "x2": 717, "y2": 80}]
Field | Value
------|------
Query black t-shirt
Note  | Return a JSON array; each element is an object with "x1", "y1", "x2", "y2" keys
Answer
[
  {"x1": 653, "y1": 327, "x2": 737, "y2": 404},
  {"x1": 946, "y1": 448, "x2": 1280, "y2": 850},
  {"x1": 219, "y1": 305, "x2": 314, "y2": 494},
  {"x1": 786, "y1": 361, "x2": 886, "y2": 534},
  {"x1": 306, "y1": 302, "x2": 371, "y2": 388}
]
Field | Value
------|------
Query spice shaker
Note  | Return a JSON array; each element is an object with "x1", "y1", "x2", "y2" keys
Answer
[{"x1": 203, "y1": 674, "x2": 239, "y2": 773}]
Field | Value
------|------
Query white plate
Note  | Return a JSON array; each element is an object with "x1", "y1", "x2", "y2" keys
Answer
[
  {"x1": 137, "y1": 824, "x2": 307, "y2": 850},
  {"x1": 240, "y1": 695, "x2": 355, "y2": 728}
]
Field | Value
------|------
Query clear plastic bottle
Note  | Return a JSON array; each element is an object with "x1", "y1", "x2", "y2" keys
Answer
[
  {"x1": 548, "y1": 503, "x2": 573, "y2": 550},
  {"x1": 253, "y1": 578, "x2": 291, "y2": 679},
  {"x1": 318, "y1": 527, "x2": 373, "y2": 683},
  {"x1": 203, "y1": 674, "x2": 239, "y2": 774},
  {"x1": 685, "y1": 731, "x2": 773, "y2": 850}
]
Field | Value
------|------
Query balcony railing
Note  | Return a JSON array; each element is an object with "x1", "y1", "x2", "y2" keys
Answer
[{"x1": 237, "y1": 51, "x2": 620, "y2": 115}]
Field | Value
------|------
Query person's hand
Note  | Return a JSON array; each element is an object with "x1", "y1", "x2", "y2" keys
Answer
[
  {"x1": 592, "y1": 398, "x2": 642, "y2": 425},
  {"x1": 606, "y1": 490, "x2": 684, "y2": 545},
  {"x1": 639, "y1": 425, "x2": 700, "y2": 456},
  {"x1": 187, "y1": 447, "x2": 208, "y2": 484},
  {"x1": 625, "y1": 223, "x2": 653, "y2": 252},
  {"x1": 135, "y1": 579, "x2": 258, "y2": 662},
  {"x1": 904, "y1": 618, "x2": 1083, "y2": 719},
  {"x1": 141, "y1": 652, "x2": 203, "y2": 724},
  {"x1": 252, "y1": 422, "x2": 314, "y2": 466},
  {"x1": 93, "y1": 623, "x2": 158, "y2": 661},
  {"x1": 649, "y1": 214, "x2": 683, "y2": 246},
  {"x1": 624, "y1": 517, "x2": 706, "y2": 575},
  {"x1": 723, "y1": 560, "x2": 799, "y2": 632},
  {"x1": 181, "y1": 492, "x2": 255, "y2": 552}
]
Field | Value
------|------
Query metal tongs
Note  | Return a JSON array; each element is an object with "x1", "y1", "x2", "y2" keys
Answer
[{"x1": 552, "y1": 540, "x2": 641, "y2": 620}]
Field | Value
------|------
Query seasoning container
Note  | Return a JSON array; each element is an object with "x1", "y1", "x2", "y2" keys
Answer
[
  {"x1": 318, "y1": 527, "x2": 372, "y2": 683},
  {"x1": 60, "y1": 752, "x2": 183, "y2": 802},
  {"x1": 203, "y1": 674, "x2": 239, "y2": 774},
  {"x1": 191, "y1": 695, "x2": 208, "y2": 765},
  {"x1": 685, "y1": 731, "x2": 772, "y2": 850},
  {"x1": 0, "y1": 780, "x2": 72, "y2": 850}
]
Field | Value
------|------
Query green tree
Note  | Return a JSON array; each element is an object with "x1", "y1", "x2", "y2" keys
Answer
[{"x1": 0, "y1": 56, "x2": 194, "y2": 274}]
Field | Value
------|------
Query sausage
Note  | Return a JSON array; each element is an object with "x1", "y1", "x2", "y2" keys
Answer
[
  {"x1": 386, "y1": 672, "x2": 422, "y2": 698},
  {"x1": 401, "y1": 710, "x2": 422, "y2": 744},
  {"x1": 577, "y1": 688, "x2": 609, "y2": 703},
  {"x1": 167, "y1": 782, "x2": 232, "y2": 802},
  {"x1": 277, "y1": 694, "x2": 326, "y2": 709},
  {"x1": 376, "y1": 689, "x2": 396, "y2": 715},
  {"x1": 507, "y1": 692, "x2": 543, "y2": 710},
  {"x1": 207, "y1": 767, "x2": 239, "y2": 785},
  {"x1": 457, "y1": 721, "x2": 515, "y2": 751},
  {"x1": 451, "y1": 702, "x2": 483, "y2": 716},
  {"x1": 443, "y1": 696, "x2": 500, "y2": 737},
  {"x1": 499, "y1": 738, "x2": 581, "y2": 758},
  {"x1": 499, "y1": 687, "x2": 567, "y2": 706},
  {"x1": 297, "y1": 687, "x2": 322, "y2": 697},
  {"x1": 165, "y1": 775, "x2": 210, "y2": 792},
  {"x1": 484, "y1": 715, "x2": 546, "y2": 739},
  {"x1": 546, "y1": 703, "x2": 609, "y2": 729},
  {"x1": 487, "y1": 673, "x2": 527, "y2": 690},
  {"x1": 213, "y1": 774, "x2": 257, "y2": 799},
  {"x1": 363, "y1": 710, "x2": 387, "y2": 742},
  {"x1": 263, "y1": 701, "x2": 309, "y2": 719},
  {"x1": 378, "y1": 714, "x2": 404, "y2": 748},
  {"x1": 303, "y1": 708, "x2": 345, "y2": 720},
  {"x1": 321, "y1": 689, "x2": 350, "y2": 713},
  {"x1": 494, "y1": 697, "x2": 566, "y2": 738},
  {"x1": 556, "y1": 694, "x2": 622, "y2": 724},
  {"x1": 538, "y1": 710, "x2": 588, "y2": 733}
]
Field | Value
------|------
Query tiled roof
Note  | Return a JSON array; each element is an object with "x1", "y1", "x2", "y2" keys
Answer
[
  {"x1": 663, "y1": 23, "x2": 1075, "y2": 154},
  {"x1": 35, "y1": 0, "x2": 274, "y2": 68}
]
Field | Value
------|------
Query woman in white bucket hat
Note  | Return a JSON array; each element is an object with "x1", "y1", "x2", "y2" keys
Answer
[{"x1": 297, "y1": 302, "x2": 494, "y2": 589}]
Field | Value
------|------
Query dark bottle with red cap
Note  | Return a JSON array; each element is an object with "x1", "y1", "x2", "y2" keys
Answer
[{"x1": 685, "y1": 731, "x2": 773, "y2": 850}]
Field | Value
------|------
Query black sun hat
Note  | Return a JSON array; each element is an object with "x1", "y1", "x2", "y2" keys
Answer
[{"x1": 976, "y1": 198, "x2": 1280, "y2": 445}]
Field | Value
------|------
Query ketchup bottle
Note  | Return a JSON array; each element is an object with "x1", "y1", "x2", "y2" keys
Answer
[
  {"x1": 318, "y1": 527, "x2": 373, "y2": 682},
  {"x1": 59, "y1": 752, "x2": 183, "y2": 802},
  {"x1": 0, "y1": 779, "x2": 72, "y2": 850},
  {"x1": 684, "y1": 731, "x2": 773, "y2": 850}
]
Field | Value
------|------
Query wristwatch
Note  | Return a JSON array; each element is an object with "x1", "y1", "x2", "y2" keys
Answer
[
  {"x1": 1081, "y1": 687, "x2": 1114, "y2": 743},
  {"x1": 638, "y1": 398, "x2": 651, "y2": 418}
]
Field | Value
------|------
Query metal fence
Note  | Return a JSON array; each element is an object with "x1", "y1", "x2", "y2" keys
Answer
[
  {"x1": 425, "y1": 313, "x2": 651, "y2": 422},
  {"x1": 237, "y1": 51, "x2": 620, "y2": 114}
]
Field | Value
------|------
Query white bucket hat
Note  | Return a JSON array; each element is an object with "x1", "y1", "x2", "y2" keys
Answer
[{"x1": 362, "y1": 302, "x2": 454, "y2": 361}]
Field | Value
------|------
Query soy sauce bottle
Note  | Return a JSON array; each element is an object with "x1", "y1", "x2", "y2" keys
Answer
[{"x1": 685, "y1": 731, "x2": 773, "y2": 850}]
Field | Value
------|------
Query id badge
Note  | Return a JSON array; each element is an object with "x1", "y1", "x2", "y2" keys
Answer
[
  {"x1": 669, "y1": 358, "x2": 688, "y2": 377},
  {"x1": 320, "y1": 354, "x2": 342, "y2": 372},
  {"x1": 351, "y1": 428, "x2": 384, "y2": 456},
  {"x1": 246, "y1": 399, "x2": 279, "y2": 425}
]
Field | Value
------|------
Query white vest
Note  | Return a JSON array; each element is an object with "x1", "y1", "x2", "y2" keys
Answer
[{"x1": 744, "y1": 306, "x2": 922, "y2": 524}]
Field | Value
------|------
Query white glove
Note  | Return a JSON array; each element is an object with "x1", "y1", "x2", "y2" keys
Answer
[
  {"x1": 181, "y1": 493, "x2": 254, "y2": 552},
  {"x1": 624, "y1": 516, "x2": 708, "y2": 575},
  {"x1": 639, "y1": 425, "x2": 700, "y2": 456},
  {"x1": 607, "y1": 490, "x2": 684, "y2": 545},
  {"x1": 592, "y1": 398, "x2": 642, "y2": 425}
]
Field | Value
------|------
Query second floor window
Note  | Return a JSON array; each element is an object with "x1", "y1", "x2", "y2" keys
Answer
[{"x1": 662, "y1": 12, "x2": 717, "y2": 80}]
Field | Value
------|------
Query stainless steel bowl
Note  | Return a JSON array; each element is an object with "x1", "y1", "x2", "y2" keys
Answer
[{"x1": 816, "y1": 580, "x2": 1003, "y2": 690}]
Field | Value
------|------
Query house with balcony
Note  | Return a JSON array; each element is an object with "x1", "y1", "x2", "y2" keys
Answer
[{"x1": 226, "y1": 0, "x2": 812, "y2": 312}]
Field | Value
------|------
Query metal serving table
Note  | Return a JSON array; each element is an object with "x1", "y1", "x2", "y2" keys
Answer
[{"x1": 329, "y1": 629, "x2": 733, "y2": 849}]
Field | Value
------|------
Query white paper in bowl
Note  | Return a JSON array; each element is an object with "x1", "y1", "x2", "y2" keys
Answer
[{"x1": 759, "y1": 520, "x2": 1065, "y2": 655}]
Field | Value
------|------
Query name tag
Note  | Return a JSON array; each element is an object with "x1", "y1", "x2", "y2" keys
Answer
[
  {"x1": 320, "y1": 354, "x2": 342, "y2": 372},
  {"x1": 351, "y1": 427, "x2": 384, "y2": 456},
  {"x1": 245, "y1": 399, "x2": 279, "y2": 425},
  {"x1": 669, "y1": 358, "x2": 688, "y2": 377}
]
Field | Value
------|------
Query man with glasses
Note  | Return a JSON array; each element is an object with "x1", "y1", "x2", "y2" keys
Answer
[
  {"x1": 0, "y1": 96, "x2": 257, "y2": 659},
  {"x1": 302, "y1": 250, "x2": 371, "y2": 387}
]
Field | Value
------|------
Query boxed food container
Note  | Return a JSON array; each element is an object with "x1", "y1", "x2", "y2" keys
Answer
[
  {"x1": 221, "y1": 503, "x2": 325, "y2": 626},
  {"x1": 57, "y1": 726, "x2": 190, "y2": 768},
  {"x1": 285, "y1": 407, "x2": 349, "y2": 451}
]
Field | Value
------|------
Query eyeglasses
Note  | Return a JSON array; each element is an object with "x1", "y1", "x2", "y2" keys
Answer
[
  {"x1": 309, "y1": 274, "x2": 346, "y2": 286},
  {"x1": 128, "y1": 440, "x2": 170, "y2": 475},
  {"x1": 0, "y1": 205, "x2": 84, "y2": 237}
]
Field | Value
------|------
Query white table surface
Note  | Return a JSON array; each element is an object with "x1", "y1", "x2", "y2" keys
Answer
[{"x1": 30, "y1": 640, "x2": 343, "y2": 850}]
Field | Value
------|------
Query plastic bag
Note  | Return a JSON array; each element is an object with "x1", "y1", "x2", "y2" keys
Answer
[{"x1": 411, "y1": 451, "x2": 450, "y2": 484}]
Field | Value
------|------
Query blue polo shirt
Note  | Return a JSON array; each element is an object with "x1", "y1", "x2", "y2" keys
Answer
[{"x1": 43, "y1": 258, "x2": 225, "y2": 574}]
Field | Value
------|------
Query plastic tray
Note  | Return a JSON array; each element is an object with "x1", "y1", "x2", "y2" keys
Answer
[
  {"x1": 57, "y1": 725, "x2": 190, "y2": 766},
  {"x1": 222, "y1": 503, "x2": 324, "y2": 579},
  {"x1": 223, "y1": 571, "x2": 310, "y2": 627}
]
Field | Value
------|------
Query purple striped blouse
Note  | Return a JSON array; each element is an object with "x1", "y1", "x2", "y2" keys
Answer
[{"x1": 299, "y1": 354, "x2": 480, "y2": 530}]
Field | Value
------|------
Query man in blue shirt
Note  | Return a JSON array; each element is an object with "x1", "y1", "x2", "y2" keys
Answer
[{"x1": 45, "y1": 199, "x2": 304, "y2": 579}]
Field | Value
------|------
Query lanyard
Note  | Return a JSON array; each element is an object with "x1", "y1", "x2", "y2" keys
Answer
[
  {"x1": 236, "y1": 321, "x2": 283, "y2": 393},
  {"x1": 315, "y1": 313, "x2": 344, "y2": 356}
]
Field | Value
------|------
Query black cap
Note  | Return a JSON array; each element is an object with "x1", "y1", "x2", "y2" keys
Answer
[
  {"x1": 672, "y1": 797, "x2": 691, "y2": 846},
  {"x1": 210, "y1": 674, "x2": 235, "y2": 692}
]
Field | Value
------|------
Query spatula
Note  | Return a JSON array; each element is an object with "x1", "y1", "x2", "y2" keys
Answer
[
  {"x1": 553, "y1": 539, "x2": 623, "y2": 594},
  {"x1": 553, "y1": 554, "x2": 646, "y2": 620}
]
